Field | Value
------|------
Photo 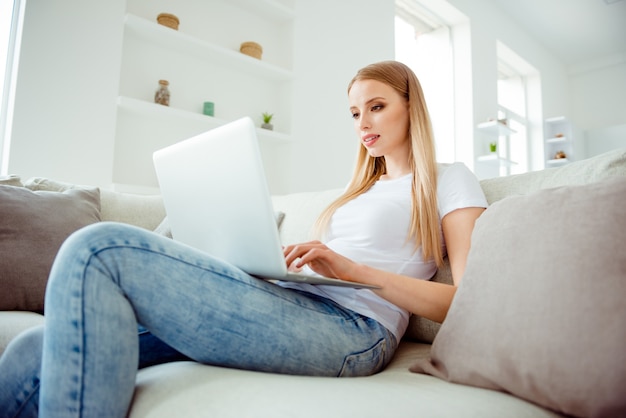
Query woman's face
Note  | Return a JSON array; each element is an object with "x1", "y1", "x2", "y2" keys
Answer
[{"x1": 348, "y1": 79, "x2": 410, "y2": 162}]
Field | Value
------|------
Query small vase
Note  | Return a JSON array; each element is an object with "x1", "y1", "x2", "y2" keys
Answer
[
  {"x1": 261, "y1": 123, "x2": 273, "y2": 130},
  {"x1": 154, "y1": 80, "x2": 170, "y2": 106}
]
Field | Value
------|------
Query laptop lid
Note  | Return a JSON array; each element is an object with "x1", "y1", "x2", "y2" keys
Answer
[{"x1": 153, "y1": 117, "x2": 289, "y2": 278}]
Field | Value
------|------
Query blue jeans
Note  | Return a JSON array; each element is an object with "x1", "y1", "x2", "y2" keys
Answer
[{"x1": 0, "y1": 222, "x2": 397, "y2": 418}]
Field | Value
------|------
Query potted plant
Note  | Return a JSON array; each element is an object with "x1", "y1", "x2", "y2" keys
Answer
[
  {"x1": 261, "y1": 112, "x2": 274, "y2": 130},
  {"x1": 489, "y1": 142, "x2": 497, "y2": 153}
]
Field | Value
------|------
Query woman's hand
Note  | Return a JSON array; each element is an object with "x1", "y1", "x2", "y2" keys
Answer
[{"x1": 283, "y1": 241, "x2": 359, "y2": 282}]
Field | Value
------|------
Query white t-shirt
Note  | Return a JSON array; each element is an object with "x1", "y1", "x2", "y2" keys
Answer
[{"x1": 277, "y1": 163, "x2": 488, "y2": 340}]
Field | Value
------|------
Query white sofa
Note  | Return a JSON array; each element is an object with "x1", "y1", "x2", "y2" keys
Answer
[{"x1": 1, "y1": 148, "x2": 625, "y2": 417}]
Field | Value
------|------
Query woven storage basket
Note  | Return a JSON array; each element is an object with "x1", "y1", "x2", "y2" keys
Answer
[
  {"x1": 240, "y1": 42, "x2": 263, "y2": 59},
  {"x1": 157, "y1": 13, "x2": 179, "y2": 30}
]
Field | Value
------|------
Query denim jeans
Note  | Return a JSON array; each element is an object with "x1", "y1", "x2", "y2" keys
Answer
[{"x1": 0, "y1": 222, "x2": 397, "y2": 418}]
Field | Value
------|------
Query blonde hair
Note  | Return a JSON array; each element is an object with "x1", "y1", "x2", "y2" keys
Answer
[{"x1": 314, "y1": 61, "x2": 442, "y2": 266}]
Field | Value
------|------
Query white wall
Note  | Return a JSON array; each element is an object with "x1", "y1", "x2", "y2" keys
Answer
[
  {"x1": 7, "y1": 0, "x2": 125, "y2": 187},
  {"x1": 5, "y1": 0, "x2": 621, "y2": 192},
  {"x1": 447, "y1": 0, "x2": 625, "y2": 167},
  {"x1": 5, "y1": 0, "x2": 394, "y2": 193},
  {"x1": 287, "y1": 0, "x2": 395, "y2": 192},
  {"x1": 446, "y1": 0, "x2": 571, "y2": 173},
  {"x1": 570, "y1": 60, "x2": 626, "y2": 157}
]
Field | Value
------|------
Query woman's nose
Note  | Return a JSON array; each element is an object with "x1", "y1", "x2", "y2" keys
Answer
[{"x1": 359, "y1": 114, "x2": 371, "y2": 130}]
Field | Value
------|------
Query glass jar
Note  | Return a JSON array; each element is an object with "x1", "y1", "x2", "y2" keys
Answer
[{"x1": 154, "y1": 80, "x2": 170, "y2": 106}]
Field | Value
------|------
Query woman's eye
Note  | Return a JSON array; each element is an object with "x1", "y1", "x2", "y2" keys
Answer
[
  {"x1": 371, "y1": 105, "x2": 383, "y2": 111},
  {"x1": 351, "y1": 112, "x2": 360, "y2": 119}
]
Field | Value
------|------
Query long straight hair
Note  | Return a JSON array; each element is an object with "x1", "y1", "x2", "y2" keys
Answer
[{"x1": 314, "y1": 61, "x2": 442, "y2": 266}]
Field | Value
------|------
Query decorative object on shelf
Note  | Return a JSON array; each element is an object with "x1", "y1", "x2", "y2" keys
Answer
[
  {"x1": 157, "y1": 13, "x2": 179, "y2": 30},
  {"x1": 240, "y1": 42, "x2": 263, "y2": 60},
  {"x1": 555, "y1": 133, "x2": 564, "y2": 138},
  {"x1": 154, "y1": 80, "x2": 170, "y2": 106},
  {"x1": 489, "y1": 142, "x2": 497, "y2": 153},
  {"x1": 261, "y1": 112, "x2": 274, "y2": 130},
  {"x1": 555, "y1": 150, "x2": 567, "y2": 159},
  {"x1": 486, "y1": 118, "x2": 508, "y2": 126},
  {"x1": 203, "y1": 101, "x2": 215, "y2": 117}
]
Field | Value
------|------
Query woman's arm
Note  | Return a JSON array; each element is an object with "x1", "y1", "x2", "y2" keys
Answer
[
  {"x1": 283, "y1": 206, "x2": 485, "y2": 323},
  {"x1": 442, "y1": 206, "x2": 485, "y2": 286}
]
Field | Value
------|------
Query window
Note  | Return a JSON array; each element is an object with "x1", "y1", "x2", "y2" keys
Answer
[
  {"x1": 395, "y1": 1, "x2": 455, "y2": 163},
  {"x1": 497, "y1": 68, "x2": 528, "y2": 176},
  {"x1": 496, "y1": 41, "x2": 541, "y2": 176},
  {"x1": 0, "y1": 0, "x2": 22, "y2": 175}
]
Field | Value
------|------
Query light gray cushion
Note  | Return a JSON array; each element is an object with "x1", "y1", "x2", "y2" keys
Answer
[
  {"x1": 410, "y1": 177, "x2": 626, "y2": 418},
  {"x1": 25, "y1": 177, "x2": 166, "y2": 231},
  {"x1": 0, "y1": 186, "x2": 101, "y2": 312},
  {"x1": 480, "y1": 147, "x2": 626, "y2": 204},
  {"x1": 404, "y1": 148, "x2": 626, "y2": 343},
  {"x1": 0, "y1": 175, "x2": 23, "y2": 187},
  {"x1": 0, "y1": 311, "x2": 45, "y2": 356}
]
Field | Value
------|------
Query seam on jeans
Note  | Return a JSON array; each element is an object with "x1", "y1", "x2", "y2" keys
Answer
[{"x1": 11, "y1": 377, "x2": 40, "y2": 418}]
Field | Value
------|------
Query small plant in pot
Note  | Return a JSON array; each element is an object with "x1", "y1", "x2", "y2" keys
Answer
[
  {"x1": 489, "y1": 142, "x2": 497, "y2": 153},
  {"x1": 261, "y1": 112, "x2": 274, "y2": 130}
]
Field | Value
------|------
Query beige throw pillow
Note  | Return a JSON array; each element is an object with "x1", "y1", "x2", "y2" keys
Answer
[
  {"x1": 410, "y1": 177, "x2": 626, "y2": 418},
  {"x1": 0, "y1": 186, "x2": 101, "y2": 312}
]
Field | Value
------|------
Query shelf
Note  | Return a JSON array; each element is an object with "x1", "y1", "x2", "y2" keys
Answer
[
  {"x1": 476, "y1": 154, "x2": 517, "y2": 166},
  {"x1": 547, "y1": 158, "x2": 570, "y2": 165},
  {"x1": 546, "y1": 136, "x2": 568, "y2": 144},
  {"x1": 124, "y1": 13, "x2": 293, "y2": 82},
  {"x1": 545, "y1": 116, "x2": 567, "y2": 124},
  {"x1": 476, "y1": 120, "x2": 517, "y2": 136},
  {"x1": 231, "y1": 0, "x2": 295, "y2": 21},
  {"x1": 117, "y1": 96, "x2": 292, "y2": 143}
]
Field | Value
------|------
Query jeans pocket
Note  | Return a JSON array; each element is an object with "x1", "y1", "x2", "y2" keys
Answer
[{"x1": 338, "y1": 338, "x2": 387, "y2": 377}]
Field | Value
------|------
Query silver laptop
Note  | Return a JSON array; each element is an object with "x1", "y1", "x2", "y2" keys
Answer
[{"x1": 153, "y1": 117, "x2": 377, "y2": 289}]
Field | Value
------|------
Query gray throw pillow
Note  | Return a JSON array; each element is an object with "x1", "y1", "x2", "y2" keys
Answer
[
  {"x1": 0, "y1": 185, "x2": 101, "y2": 312},
  {"x1": 410, "y1": 176, "x2": 626, "y2": 418}
]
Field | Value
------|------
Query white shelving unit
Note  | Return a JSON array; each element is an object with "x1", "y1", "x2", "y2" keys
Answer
[
  {"x1": 112, "y1": 0, "x2": 295, "y2": 191},
  {"x1": 475, "y1": 120, "x2": 517, "y2": 176},
  {"x1": 117, "y1": 96, "x2": 291, "y2": 143},
  {"x1": 544, "y1": 117, "x2": 574, "y2": 167},
  {"x1": 123, "y1": 14, "x2": 293, "y2": 82},
  {"x1": 476, "y1": 120, "x2": 516, "y2": 137},
  {"x1": 476, "y1": 153, "x2": 517, "y2": 166}
]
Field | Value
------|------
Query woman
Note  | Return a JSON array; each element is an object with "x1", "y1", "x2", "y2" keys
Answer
[{"x1": 0, "y1": 61, "x2": 486, "y2": 417}]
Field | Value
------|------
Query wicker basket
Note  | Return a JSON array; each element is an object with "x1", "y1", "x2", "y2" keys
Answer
[
  {"x1": 240, "y1": 41, "x2": 263, "y2": 60},
  {"x1": 157, "y1": 13, "x2": 179, "y2": 30}
]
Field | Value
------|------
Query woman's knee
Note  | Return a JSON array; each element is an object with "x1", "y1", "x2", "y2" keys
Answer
[{"x1": 61, "y1": 222, "x2": 143, "y2": 253}]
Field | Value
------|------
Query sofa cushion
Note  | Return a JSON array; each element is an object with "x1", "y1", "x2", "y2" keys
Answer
[
  {"x1": 0, "y1": 175, "x2": 23, "y2": 187},
  {"x1": 128, "y1": 342, "x2": 561, "y2": 418},
  {"x1": 480, "y1": 147, "x2": 626, "y2": 204},
  {"x1": 272, "y1": 189, "x2": 343, "y2": 245},
  {"x1": 0, "y1": 185, "x2": 101, "y2": 312},
  {"x1": 410, "y1": 176, "x2": 626, "y2": 418},
  {"x1": 404, "y1": 148, "x2": 626, "y2": 343},
  {"x1": 25, "y1": 177, "x2": 166, "y2": 231},
  {"x1": 0, "y1": 311, "x2": 45, "y2": 356}
]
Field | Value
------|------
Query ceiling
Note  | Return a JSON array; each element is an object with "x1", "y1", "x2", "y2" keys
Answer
[{"x1": 490, "y1": 0, "x2": 626, "y2": 71}]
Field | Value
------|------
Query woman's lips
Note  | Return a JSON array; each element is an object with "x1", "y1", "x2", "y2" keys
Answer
[{"x1": 362, "y1": 134, "x2": 380, "y2": 147}]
